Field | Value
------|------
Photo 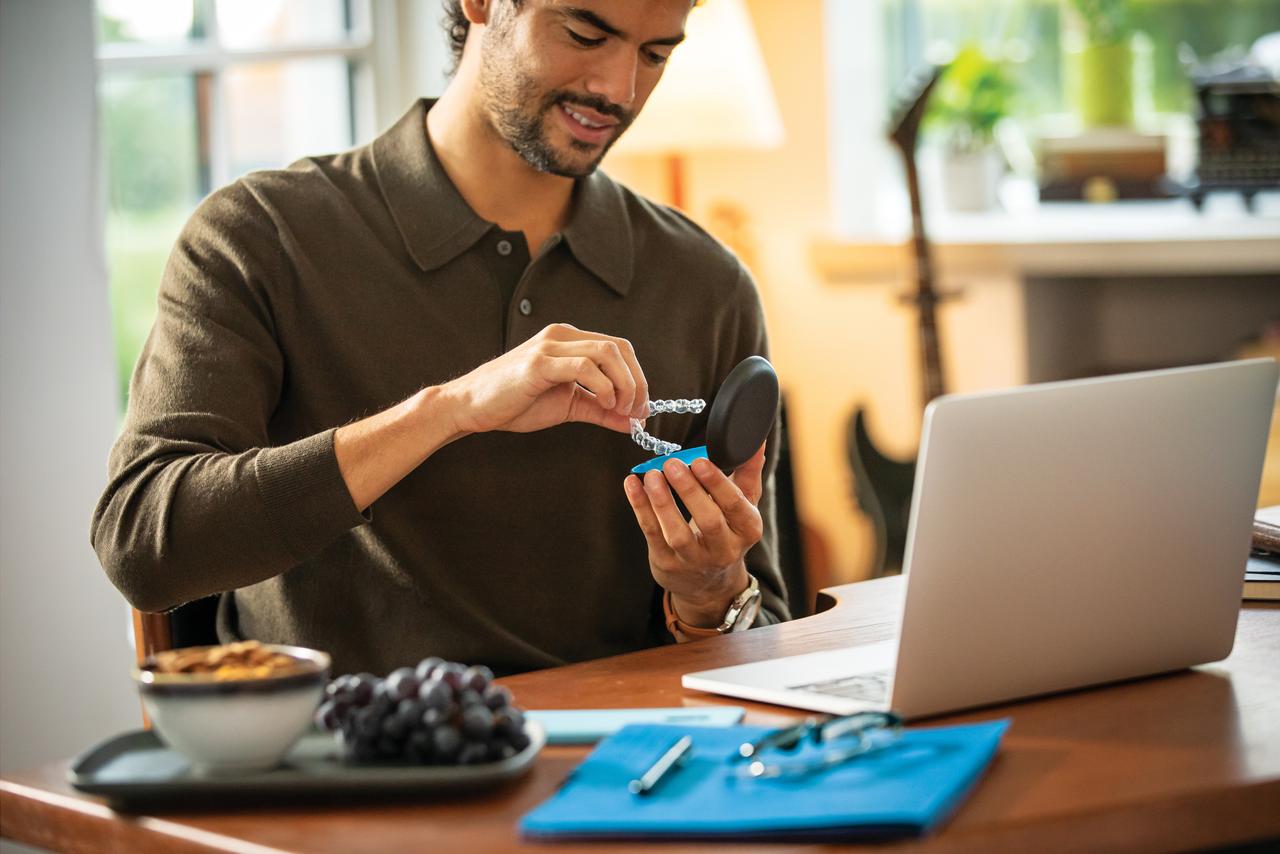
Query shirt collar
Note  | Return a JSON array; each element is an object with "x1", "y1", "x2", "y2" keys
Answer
[
  {"x1": 371, "y1": 98, "x2": 634, "y2": 297},
  {"x1": 561, "y1": 169, "x2": 634, "y2": 297}
]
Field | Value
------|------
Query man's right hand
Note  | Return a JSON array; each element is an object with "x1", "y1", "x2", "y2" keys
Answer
[
  {"x1": 442, "y1": 323, "x2": 649, "y2": 437},
  {"x1": 335, "y1": 323, "x2": 647, "y2": 512}
]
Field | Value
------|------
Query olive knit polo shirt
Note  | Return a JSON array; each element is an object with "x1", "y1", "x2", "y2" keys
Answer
[{"x1": 91, "y1": 99, "x2": 788, "y2": 676}]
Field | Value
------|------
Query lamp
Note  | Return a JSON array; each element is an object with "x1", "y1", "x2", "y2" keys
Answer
[{"x1": 612, "y1": 0, "x2": 784, "y2": 209}]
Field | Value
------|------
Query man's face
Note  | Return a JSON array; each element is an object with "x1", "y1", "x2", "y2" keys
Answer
[{"x1": 477, "y1": 0, "x2": 690, "y2": 177}]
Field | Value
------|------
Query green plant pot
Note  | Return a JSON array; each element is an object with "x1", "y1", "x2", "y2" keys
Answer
[{"x1": 1069, "y1": 40, "x2": 1134, "y2": 128}]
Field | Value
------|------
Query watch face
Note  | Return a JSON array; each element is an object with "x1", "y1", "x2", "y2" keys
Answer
[
  {"x1": 725, "y1": 581, "x2": 762, "y2": 632},
  {"x1": 731, "y1": 594, "x2": 762, "y2": 631}
]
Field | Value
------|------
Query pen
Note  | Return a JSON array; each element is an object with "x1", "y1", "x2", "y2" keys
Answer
[{"x1": 628, "y1": 734, "x2": 693, "y2": 796}]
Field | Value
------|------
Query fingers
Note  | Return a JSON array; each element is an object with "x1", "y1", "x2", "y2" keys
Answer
[
  {"x1": 641, "y1": 469, "x2": 705, "y2": 566},
  {"x1": 539, "y1": 327, "x2": 648, "y2": 419},
  {"x1": 628, "y1": 457, "x2": 765, "y2": 574},
  {"x1": 662, "y1": 459, "x2": 739, "y2": 563},
  {"x1": 691, "y1": 453, "x2": 764, "y2": 540},
  {"x1": 463, "y1": 323, "x2": 648, "y2": 435},
  {"x1": 562, "y1": 339, "x2": 637, "y2": 417},
  {"x1": 536, "y1": 352, "x2": 617, "y2": 409},
  {"x1": 624, "y1": 475, "x2": 676, "y2": 564},
  {"x1": 611, "y1": 337, "x2": 649, "y2": 418},
  {"x1": 565, "y1": 385, "x2": 633, "y2": 433}
]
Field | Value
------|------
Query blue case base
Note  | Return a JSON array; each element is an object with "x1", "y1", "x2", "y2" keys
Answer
[{"x1": 630, "y1": 446, "x2": 709, "y2": 475}]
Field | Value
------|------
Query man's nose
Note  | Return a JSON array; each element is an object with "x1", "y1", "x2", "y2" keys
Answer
[{"x1": 584, "y1": 44, "x2": 637, "y2": 110}]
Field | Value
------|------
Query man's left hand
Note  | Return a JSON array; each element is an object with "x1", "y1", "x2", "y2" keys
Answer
[{"x1": 623, "y1": 444, "x2": 766, "y2": 628}]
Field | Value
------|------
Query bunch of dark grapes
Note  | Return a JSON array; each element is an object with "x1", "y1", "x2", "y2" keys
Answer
[{"x1": 314, "y1": 658, "x2": 530, "y2": 765}]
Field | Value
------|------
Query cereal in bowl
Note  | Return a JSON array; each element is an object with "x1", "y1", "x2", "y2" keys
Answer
[{"x1": 151, "y1": 640, "x2": 308, "y2": 680}]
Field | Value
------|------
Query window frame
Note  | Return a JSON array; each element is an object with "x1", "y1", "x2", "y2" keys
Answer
[
  {"x1": 93, "y1": 0, "x2": 449, "y2": 407},
  {"x1": 94, "y1": 0, "x2": 408, "y2": 191}
]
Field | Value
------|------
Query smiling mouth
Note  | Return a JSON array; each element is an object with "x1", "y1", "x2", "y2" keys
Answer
[{"x1": 560, "y1": 103, "x2": 617, "y2": 130}]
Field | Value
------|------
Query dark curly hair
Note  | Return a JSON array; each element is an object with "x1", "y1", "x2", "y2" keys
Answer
[
  {"x1": 442, "y1": 0, "x2": 698, "y2": 77},
  {"x1": 442, "y1": 0, "x2": 505, "y2": 76}
]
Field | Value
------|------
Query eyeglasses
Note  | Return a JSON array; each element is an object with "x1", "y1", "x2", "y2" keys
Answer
[{"x1": 734, "y1": 711, "x2": 903, "y2": 780}]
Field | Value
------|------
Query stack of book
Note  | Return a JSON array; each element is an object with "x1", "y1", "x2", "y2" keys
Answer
[
  {"x1": 1037, "y1": 128, "x2": 1170, "y2": 202},
  {"x1": 1246, "y1": 506, "x2": 1280, "y2": 601}
]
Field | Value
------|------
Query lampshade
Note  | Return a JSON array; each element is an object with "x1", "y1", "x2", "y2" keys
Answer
[{"x1": 614, "y1": 0, "x2": 784, "y2": 154}]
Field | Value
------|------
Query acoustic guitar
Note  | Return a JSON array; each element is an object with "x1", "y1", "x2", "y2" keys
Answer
[{"x1": 848, "y1": 66, "x2": 956, "y2": 578}]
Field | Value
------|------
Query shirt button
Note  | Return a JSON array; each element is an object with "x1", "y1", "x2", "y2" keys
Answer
[
  {"x1": 519, "y1": 298, "x2": 533, "y2": 316},
  {"x1": 496, "y1": 239, "x2": 513, "y2": 256}
]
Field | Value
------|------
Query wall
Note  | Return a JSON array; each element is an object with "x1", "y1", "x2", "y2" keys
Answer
[
  {"x1": 0, "y1": 0, "x2": 140, "y2": 789},
  {"x1": 1026, "y1": 275, "x2": 1280, "y2": 380},
  {"x1": 374, "y1": 0, "x2": 454, "y2": 125}
]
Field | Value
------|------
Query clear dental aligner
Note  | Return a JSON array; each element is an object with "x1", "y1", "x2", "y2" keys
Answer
[{"x1": 631, "y1": 398, "x2": 706, "y2": 457}]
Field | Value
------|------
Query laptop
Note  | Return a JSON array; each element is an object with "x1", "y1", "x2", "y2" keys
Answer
[{"x1": 683, "y1": 359, "x2": 1278, "y2": 720}]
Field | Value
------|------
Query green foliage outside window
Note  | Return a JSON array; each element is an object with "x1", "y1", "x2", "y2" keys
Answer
[
  {"x1": 1069, "y1": 0, "x2": 1132, "y2": 44},
  {"x1": 1128, "y1": 0, "x2": 1280, "y2": 113},
  {"x1": 883, "y1": 0, "x2": 1280, "y2": 118},
  {"x1": 100, "y1": 72, "x2": 203, "y2": 406},
  {"x1": 97, "y1": 0, "x2": 355, "y2": 410}
]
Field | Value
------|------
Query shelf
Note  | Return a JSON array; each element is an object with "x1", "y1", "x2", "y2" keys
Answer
[{"x1": 815, "y1": 195, "x2": 1280, "y2": 281}]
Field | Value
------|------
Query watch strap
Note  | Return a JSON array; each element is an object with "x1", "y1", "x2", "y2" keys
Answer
[{"x1": 664, "y1": 574, "x2": 761, "y2": 641}]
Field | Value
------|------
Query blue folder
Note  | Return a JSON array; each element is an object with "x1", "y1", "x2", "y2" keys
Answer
[{"x1": 521, "y1": 719, "x2": 1009, "y2": 840}]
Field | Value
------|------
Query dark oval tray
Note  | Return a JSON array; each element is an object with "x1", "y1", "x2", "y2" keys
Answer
[{"x1": 68, "y1": 722, "x2": 545, "y2": 810}]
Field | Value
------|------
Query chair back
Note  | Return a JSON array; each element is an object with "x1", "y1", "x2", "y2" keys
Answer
[{"x1": 131, "y1": 596, "x2": 220, "y2": 664}]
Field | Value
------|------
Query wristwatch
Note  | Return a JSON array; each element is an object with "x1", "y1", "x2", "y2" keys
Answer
[{"x1": 664, "y1": 574, "x2": 762, "y2": 642}]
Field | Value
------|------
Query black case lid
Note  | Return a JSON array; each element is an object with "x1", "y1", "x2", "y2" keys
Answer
[{"x1": 706, "y1": 356, "x2": 779, "y2": 470}]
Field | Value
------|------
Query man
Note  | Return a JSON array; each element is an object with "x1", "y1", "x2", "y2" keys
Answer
[{"x1": 92, "y1": 0, "x2": 789, "y2": 676}]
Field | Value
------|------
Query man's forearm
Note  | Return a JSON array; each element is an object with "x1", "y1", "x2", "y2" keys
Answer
[
  {"x1": 92, "y1": 385, "x2": 468, "y2": 614},
  {"x1": 334, "y1": 385, "x2": 468, "y2": 513}
]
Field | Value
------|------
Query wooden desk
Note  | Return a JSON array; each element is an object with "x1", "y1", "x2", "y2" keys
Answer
[{"x1": 3, "y1": 577, "x2": 1278, "y2": 853}]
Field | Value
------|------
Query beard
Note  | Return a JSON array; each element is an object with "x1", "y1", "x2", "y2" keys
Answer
[{"x1": 478, "y1": 36, "x2": 633, "y2": 177}]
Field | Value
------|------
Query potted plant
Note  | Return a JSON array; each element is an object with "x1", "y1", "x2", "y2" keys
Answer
[
  {"x1": 926, "y1": 44, "x2": 1017, "y2": 212},
  {"x1": 1065, "y1": 0, "x2": 1135, "y2": 128}
]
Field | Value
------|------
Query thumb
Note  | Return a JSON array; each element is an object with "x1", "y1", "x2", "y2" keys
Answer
[
  {"x1": 730, "y1": 443, "x2": 767, "y2": 505},
  {"x1": 567, "y1": 386, "x2": 633, "y2": 434}
]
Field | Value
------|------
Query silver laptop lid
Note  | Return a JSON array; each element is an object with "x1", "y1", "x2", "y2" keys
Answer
[{"x1": 891, "y1": 359, "x2": 1277, "y2": 719}]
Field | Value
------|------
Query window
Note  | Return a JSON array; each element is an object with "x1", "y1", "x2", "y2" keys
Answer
[
  {"x1": 828, "y1": 0, "x2": 1280, "y2": 235},
  {"x1": 880, "y1": 0, "x2": 1280, "y2": 119},
  {"x1": 97, "y1": 0, "x2": 393, "y2": 407}
]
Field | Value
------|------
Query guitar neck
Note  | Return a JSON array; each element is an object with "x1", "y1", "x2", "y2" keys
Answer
[{"x1": 901, "y1": 155, "x2": 946, "y2": 407}]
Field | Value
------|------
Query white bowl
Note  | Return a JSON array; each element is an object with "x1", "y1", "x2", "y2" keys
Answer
[{"x1": 134, "y1": 644, "x2": 329, "y2": 774}]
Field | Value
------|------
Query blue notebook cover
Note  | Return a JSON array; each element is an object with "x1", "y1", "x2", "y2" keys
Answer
[{"x1": 521, "y1": 719, "x2": 1009, "y2": 841}]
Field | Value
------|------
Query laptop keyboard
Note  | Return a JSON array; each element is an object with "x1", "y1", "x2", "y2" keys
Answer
[{"x1": 790, "y1": 669, "x2": 892, "y2": 704}]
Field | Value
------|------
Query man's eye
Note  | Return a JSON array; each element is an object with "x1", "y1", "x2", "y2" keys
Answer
[
  {"x1": 567, "y1": 29, "x2": 605, "y2": 47},
  {"x1": 643, "y1": 50, "x2": 669, "y2": 66}
]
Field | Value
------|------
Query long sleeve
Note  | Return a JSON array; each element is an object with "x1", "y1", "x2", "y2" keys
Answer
[{"x1": 90, "y1": 181, "x2": 367, "y2": 614}]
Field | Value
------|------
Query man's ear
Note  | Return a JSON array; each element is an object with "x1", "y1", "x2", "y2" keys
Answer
[{"x1": 460, "y1": 0, "x2": 491, "y2": 25}]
